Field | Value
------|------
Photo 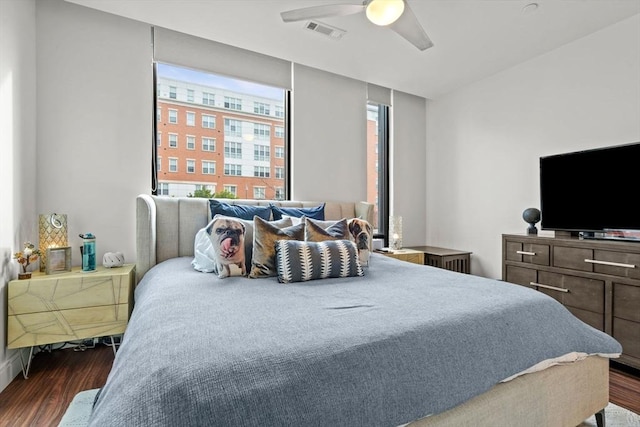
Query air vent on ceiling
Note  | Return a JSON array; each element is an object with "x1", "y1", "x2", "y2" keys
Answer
[{"x1": 305, "y1": 20, "x2": 346, "y2": 40}]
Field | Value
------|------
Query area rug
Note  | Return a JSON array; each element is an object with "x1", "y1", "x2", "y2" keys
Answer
[{"x1": 58, "y1": 389, "x2": 639, "y2": 427}]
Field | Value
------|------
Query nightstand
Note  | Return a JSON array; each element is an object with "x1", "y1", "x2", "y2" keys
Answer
[
  {"x1": 380, "y1": 248, "x2": 425, "y2": 265},
  {"x1": 7, "y1": 264, "x2": 135, "y2": 378},
  {"x1": 406, "y1": 246, "x2": 472, "y2": 274}
]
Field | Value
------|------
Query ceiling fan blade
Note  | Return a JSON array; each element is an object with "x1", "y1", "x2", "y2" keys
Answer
[
  {"x1": 389, "y1": 2, "x2": 433, "y2": 51},
  {"x1": 280, "y1": 4, "x2": 365, "y2": 23}
]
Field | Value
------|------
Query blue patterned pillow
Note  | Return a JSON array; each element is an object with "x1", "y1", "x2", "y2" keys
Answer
[
  {"x1": 270, "y1": 203, "x2": 325, "y2": 220},
  {"x1": 274, "y1": 239, "x2": 364, "y2": 283},
  {"x1": 209, "y1": 200, "x2": 272, "y2": 221}
]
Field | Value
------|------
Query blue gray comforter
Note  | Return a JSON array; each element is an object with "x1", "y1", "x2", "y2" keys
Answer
[{"x1": 89, "y1": 254, "x2": 621, "y2": 426}]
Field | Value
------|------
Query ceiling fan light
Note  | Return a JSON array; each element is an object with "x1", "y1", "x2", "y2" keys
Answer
[{"x1": 366, "y1": 0, "x2": 405, "y2": 26}]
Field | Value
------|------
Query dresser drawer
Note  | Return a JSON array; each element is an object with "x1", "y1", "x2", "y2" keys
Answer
[
  {"x1": 566, "y1": 306, "x2": 605, "y2": 331},
  {"x1": 536, "y1": 271, "x2": 605, "y2": 314},
  {"x1": 504, "y1": 265, "x2": 537, "y2": 289},
  {"x1": 613, "y1": 317, "x2": 640, "y2": 362},
  {"x1": 505, "y1": 241, "x2": 550, "y2": 266},
  {"x1": 591, "y1": 250, "x2": 640, "y2": 279},
  {"x1": 613, "y1": 283, "x2": 640, "y2": 322},
  {"x1": 552, "y1": 246, "x2": 593, "y2": 272}
]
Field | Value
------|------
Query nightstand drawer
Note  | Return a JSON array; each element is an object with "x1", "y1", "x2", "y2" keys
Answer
[{"x1": 8, "y1": 303, "x2": 129, "y2": 349}]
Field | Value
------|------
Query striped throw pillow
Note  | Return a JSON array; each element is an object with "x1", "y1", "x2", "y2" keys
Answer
[{"x1": 275, "y1": 239, "x2": 364, "y2": 283}]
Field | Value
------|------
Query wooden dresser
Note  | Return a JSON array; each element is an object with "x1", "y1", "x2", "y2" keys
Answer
[{"x1": 502, "y1": 234, "x2": 640, "y2": 370}]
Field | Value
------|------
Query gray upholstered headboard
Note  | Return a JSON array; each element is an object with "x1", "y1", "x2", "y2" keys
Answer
[{"x1": 135, "y1": 194, "x2": 374, "y2": 282}]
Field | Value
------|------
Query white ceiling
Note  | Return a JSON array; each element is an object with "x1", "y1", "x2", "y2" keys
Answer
[{"x1": 66, "y1": 0, "x2": 640, "y2": 99}]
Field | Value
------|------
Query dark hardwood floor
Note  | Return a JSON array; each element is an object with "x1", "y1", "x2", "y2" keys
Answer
[{"x1": 0, "y1": 346, "x2": 638, "y2": 426}]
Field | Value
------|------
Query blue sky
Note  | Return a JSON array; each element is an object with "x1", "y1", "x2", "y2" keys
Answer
[{"x1": 157, "y1": 63, "x2": 284, "y2": 101}]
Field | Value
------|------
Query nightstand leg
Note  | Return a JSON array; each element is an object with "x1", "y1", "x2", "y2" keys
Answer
[
  {"x1": 108, "y1": 336, "x2": 118, "y2": 356},
  {"x1": 18, "y1": 346, "x2": 35, "y2": 379}
]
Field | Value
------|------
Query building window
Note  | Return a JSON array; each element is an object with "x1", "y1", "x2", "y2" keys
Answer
[
  {"x1": 275, "y1": 146, "x2": 284, "y2": 158},
  {"x1": 224, "y1": 119, "x2": 242, "y2": 137},
  {"x1": 253, "y1": 187, "x2": 266, "y2": 199},
  {"x1": 186, "y1": 135, "x2": 195, "y2": 150},
  {"x1": 168, "y1": 109, "x2": 178, "y2": 124},
  {"x1": 168, "y1": 133, "x2": 178, "y2": 148},
  {"x1": 254, "y1": 145, "x2": 270, "y2": 161},
  {"x1": 169, "y1": 86, "x2": 177, "y2": 99},
  {"x1": 202, "y1": 137, "x2": 215, "y2": 152},
  {"x1": 202, "y1": 161, "x2": 215, "y2": 175},
  {"x1": 224, "y1": 185, "x2": 237, "y2": 197},
  {"x1": 157, "y1": 156, "x2": 161, "y2": 171},
  {"x1": 186, "y1": 111, "x2": 195, "y2": 126},
  {"x1": 254, "y1": 166, "x2": 270, "y2": 178},
  {"x1": 225, "y1": 141, "x2": 242, "y2": 159},
  {"x1": 254, "y1": 123, "x2": 270, "y2": 140},
  {"x1": 224, "y1": 96, "x2": 242, "y2": 111},
  {"x1": 202, "y1": 92, "x2": 215, "y2": 106},
  {"x1": 158, "y1": 182, "x2": 169, "y2": 195},
  {"x1": 275, "y1": 167, "x2": 284, "y2": 179},
  {"x1": 186, "y1": 159, "x2": 195, "y2": 174},
  {"x1": 254, "y1": 102, "x2": 270, "y2": 115},
  {"x1": 275, "y1": 105, "x2": 284, "y2": 118},
  {"x1": 169, "y1": 158, "x2": 178, "y2": 172},
  {"x1": 187, "y1": 89, "x2": 194, "y2": 102},
  {"x1": 157, "y1": 107, "x2": 161, "y2": 121},
  {"x1": 157, "y1": 132, "x2": 161, "y2": 146},
  {"x1": 202, "y1": 114, "x2": 215, "y2": 129},
  {"x1": 274, "y1": 187, "x2": 285, "y2": 200},
  {"x1": 225, "y1": 163, "x2": 242, "y2": 176},
  {"x1": 275, "y1": 126, "x2": 284, "y2": 138}
]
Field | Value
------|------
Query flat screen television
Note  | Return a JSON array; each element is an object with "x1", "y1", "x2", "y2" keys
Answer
[{"x1": 539, "y1": 142, "x2": 640, "y2": 238}]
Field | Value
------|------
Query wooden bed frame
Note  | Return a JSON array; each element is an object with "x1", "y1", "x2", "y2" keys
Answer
[{"x1": 136, "y1": 194, "x2": 609, "y2": 427}]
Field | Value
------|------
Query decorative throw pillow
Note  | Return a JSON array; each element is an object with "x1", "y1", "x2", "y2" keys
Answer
[
  {"x1": 270, "y1": 203, "x2": 325, "y2": 221},
  {"x1": 275, "y1": 239, "x2": 364, "y2": 283},
  {"x1": 249, "y1": 216, "x2": 305, "y2": 278},
  {"x1": 209, "y1": 200, "x2": 272, "y2": 221},
  {"x1": 304, "y1": 217, "x2": 349, "y2": 242},
  {"x1": 205, "y1": 216, "x2": 248, "y2": 278}
]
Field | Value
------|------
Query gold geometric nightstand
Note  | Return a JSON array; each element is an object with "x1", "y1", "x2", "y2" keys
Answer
[{"x1": 7, "y1": 264, "x2": 135, "y2": 378}]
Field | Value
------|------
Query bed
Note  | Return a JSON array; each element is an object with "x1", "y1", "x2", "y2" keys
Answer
[{"x1": 88, "y1": 195, "x2": 622, "y2": 426}]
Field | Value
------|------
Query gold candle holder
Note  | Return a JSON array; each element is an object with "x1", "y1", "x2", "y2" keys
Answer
[{"x1": 39, "y1": 213, "x2": 68, "y2": 272}]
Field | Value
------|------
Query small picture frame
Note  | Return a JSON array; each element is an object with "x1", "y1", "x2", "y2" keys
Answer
[{"x1": 46, "y1": 246, "x2": 72, "y2": 274}]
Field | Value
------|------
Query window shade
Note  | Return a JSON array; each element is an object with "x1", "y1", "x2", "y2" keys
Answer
[
  {"x1": 367, "y1": 83, "x2": 391, "y2": 106},
  {"x1": 153, "y1": 27, "x2": 292, "y2": 90}
]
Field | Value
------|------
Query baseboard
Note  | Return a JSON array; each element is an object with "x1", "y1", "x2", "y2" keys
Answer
[{"x1": 0, "y1": 348, "x2": 26, "y2": 394}]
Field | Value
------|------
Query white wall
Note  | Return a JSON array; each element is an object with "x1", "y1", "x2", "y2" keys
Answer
[
  {"x1": 426, "y1": 14, "x2": 640, "y2": 279},
  {"x1": 0, "y1": 0, "x2": 38, "y2": 392}
]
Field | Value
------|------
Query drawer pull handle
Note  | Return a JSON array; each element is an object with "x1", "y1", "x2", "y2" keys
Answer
[
  {"x1": 530, "y1": 282, "x2": 569, "y2": 293},
  {"x1": 584, "y1": 259, "x2": 636, "y2": 269},
  {"x1": 517, "y1": 251, "x2": 536, "y2": 256}
]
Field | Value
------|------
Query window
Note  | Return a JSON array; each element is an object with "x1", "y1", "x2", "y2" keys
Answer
[
  {"x1": 186, "y1": 111, "x2": 195, "y2": 126},
  {"x1": 275, "y1": 146, "x2": 284, "y2": 158},
  {"x1": 224, "y1": 96, "x2": 242, "y2": 111},
  {"x1": 254, "y1": 123, "x2": 270, "y2": 140},
  {"x1": 254, "y1": 145, "x2": 270, "y2": 161},
  {"x1": 154, "y1": 63, "x2": 287, "y2": 199},
  {"x1": 169, "y1": 158, "x2": 178, "y2": 172},
  {"x1": 366, "y1": 102, "x2": 389, "y2": 235},
  {"x1": 202, "y1": 137, "x2": 215, "y2": 152},
  {"x1": 253, "y1": 187, "x2": 266, "y2": 199},
  {"x1": 202, "y1": 92, "x2": 215, "y2": 106},
  {"x1": 254, "y1": 102, "x2": 270, "y2": 115},
  {"x1": 157, "y1": 107, "x2": 161, "y2": 121},
  {"x1": 254, "y1": 166, "x2": 270, "y2": 178},
  {"x1": 157, "y1": 156, "x2": 161, "y2": 171},
  {"x1": 169, "y1": 86, "x2": 177, "y2": 99},
  {"x1": 202, "y1": 115, "x2": 215, "y2": 129},
  {"x1": 225, "y1": 163, "x2": 242, "y2": 176},
  {"x1": 168, "y1": 133, "x2": 178, "y2": 148},
  {"x1": 202, "y1": 161, "x2": 215, "y2": 175},
  {"x1": 225, "y1": 141, "x2": 242, "y2": 159},
  {"x1": 224, "y1": 119, "x2": 242, "y2": 137},
  {"x1": 186, "y1": 159, "x2": 195, "y2": 174}
]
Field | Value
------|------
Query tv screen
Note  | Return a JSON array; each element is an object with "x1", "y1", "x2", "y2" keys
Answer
[{"x1": 540, "y1": 142, "x2": 640, "y2": 233}]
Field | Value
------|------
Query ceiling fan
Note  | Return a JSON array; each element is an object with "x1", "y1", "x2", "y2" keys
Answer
[{"x1": 280, "y1": 0, "x2": 433, "y2": 51}]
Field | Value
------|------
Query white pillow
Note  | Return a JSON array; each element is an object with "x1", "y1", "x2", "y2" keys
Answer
[{"x1": 191, "y1": 228, "x2": 217, "y2": 273}]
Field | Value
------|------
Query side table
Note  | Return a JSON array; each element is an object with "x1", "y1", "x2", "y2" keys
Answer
[
  {"x1": 406, "y1": 246, "x2": 472, "y2": 274},
  {"x1": 378, "y1": 248, "x2": 425, "y2": 265},
  {"x1": 7, "y1": 264, "x2": 136, "y2": 378}
]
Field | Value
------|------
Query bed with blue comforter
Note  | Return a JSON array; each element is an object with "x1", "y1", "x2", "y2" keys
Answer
[{"x1": 88, "y1": 253, "x2": 621, "y2": 426}]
